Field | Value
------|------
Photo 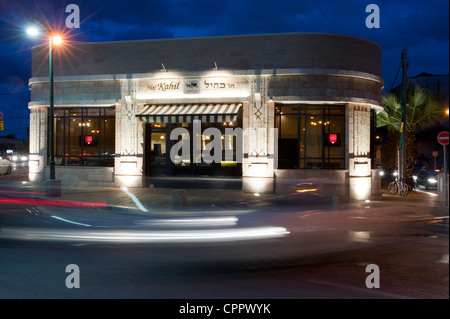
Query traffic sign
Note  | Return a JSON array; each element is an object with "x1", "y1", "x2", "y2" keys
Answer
[
  {"x1": 0, "y1": 120, "x2": 3, "y2": 131},
  {"x1": 437, "y1": 131, "x2": 449, "y2": 145}
]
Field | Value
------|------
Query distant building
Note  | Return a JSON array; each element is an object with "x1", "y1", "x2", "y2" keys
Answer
[
  {"x1": 407, "y1": 72, "x2": 449, "y2": 102},
  {"x1": 0, "y1": 134, "x2": 28, "y2": 154}
]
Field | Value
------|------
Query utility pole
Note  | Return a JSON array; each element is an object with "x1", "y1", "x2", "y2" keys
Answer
[{"x1": 399, "y1": 47, "x2": 408, "y2": 186}]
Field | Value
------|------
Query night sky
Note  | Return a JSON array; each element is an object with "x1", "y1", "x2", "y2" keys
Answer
[{"x1": 0, "y1": 0, "x2": 448, "y2": 140}]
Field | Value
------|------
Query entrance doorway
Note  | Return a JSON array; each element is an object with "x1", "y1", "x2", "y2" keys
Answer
[
  {"x1": 144, "y1": 123, "x2": 242, "y2": 179},
  {"x1": 149, "y1": 132, "x2": 166, "y2": 175}
]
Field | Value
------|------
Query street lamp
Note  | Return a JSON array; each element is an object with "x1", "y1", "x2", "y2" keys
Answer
[{"x1": 27, "y1": 17, "x2": 63, "y2": 194}]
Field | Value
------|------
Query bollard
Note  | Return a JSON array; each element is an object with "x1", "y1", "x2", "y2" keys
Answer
[
  {"x1": 172, "y1": 189, "x2": 187, "y2": 208},
  {"x1": 332, "y1": 195, "x2": 339, "y2": 210},
  {"x1": 46, "y1": 179, "x2": 61, "y2": 197},
  {"x1": 437, "y1": 173, "x2": 449, "y2": 206}
]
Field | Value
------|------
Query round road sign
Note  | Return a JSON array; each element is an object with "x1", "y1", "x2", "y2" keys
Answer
[{"x1": 437, "y1": 131, "x2": 449, "y2": 145}]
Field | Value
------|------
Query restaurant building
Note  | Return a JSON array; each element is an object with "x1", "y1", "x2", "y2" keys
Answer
[{"x1": 28, "y1": 33, "x2": 384, "y2": 200}]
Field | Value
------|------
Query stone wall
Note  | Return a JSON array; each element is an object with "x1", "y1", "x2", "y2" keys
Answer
[
  {"x1": 347, "y1": 104, "x2": 373, "y2": 200},
  {"x1": 29, "y1": 80, "x2": 121, "y2": 106},
  {"x1": 28, "y1": 107, "x2": 47, "y2": 182},
  {"x1": 269, "y1": 74, "x2": 382, "y2": 107},
  {"x1": 32, "y1": 33, "x2": 381, "y2": 78},
  {"x1": 43, "y1": 166, "x2": 114, "y2": 186}
]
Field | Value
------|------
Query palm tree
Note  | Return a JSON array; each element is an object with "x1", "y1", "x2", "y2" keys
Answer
[{"x1": 377, "y1": 85, "x2": 442, "y2": 187}]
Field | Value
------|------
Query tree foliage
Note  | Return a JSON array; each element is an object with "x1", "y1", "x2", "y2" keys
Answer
[
  {"x1": 377, "y1": 85, "x2": 442, "y2": 187},
  {"x1": 377, "y1": 85, "x2": 441, "y2": 133}
]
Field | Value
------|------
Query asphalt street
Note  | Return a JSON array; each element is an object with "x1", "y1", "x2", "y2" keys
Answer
[{"x1": 0, "y1": 163, "x2": 448, "y2": 301}]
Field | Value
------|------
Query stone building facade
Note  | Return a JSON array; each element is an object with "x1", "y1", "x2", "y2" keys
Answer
[{"x1": 28, "y1": 33, "x2": 384, "y2": 200}]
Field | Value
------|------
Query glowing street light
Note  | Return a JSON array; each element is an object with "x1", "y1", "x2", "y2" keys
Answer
[
  {"x1": 26, "y1": 26, "x2": 39, "y2": 36},
  {"x1": 52, "y1": 35, "x2": 63, "y2": 45}
]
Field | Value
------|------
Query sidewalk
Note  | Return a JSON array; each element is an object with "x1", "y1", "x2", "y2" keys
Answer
[
  {"x1": 352, "y1": 189, "x2": 449, "y2": 222},
  {"x1": 9, "y1": 179, "x2": 448, "y2": 221}
]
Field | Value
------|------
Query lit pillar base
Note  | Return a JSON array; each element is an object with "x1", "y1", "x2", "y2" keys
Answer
[
  {"x1": 242, "y1": 177, "x2": 275, "y2": 194},
  {"x1": 28, "y1": 154, "x2": 44, "y2": 182},
  {"x1": 29, "y1": 172, "x2": 44, "y2": 183},
  {"x1": 349, "y1": 176, "x2": 371, "y2": 200},
  {"x1": 45, "y1": 179, "x2": 61, "y2": 197},
  {"x1": 114, "y1": 175, "x2": 143, "y2": 188}
]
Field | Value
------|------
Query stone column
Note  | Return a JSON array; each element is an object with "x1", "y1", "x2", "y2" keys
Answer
[
  {"x1": 242, "y1": 76, "x2": 275, "y2": 193},
  {"x1": 347, "y1": 103, "x2": 372, "y2": 200},
  {"x1": 28, "y1": 106, "x2": 47, "y2": 182},
  {"x1": 114, "y1": 79, "x2": 144, "y2": 187}
]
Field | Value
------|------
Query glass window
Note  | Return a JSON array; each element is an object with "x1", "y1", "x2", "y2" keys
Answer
[
  {"x1": 52, "y1": 107, "x2": 115, "y2": 167},
  {"x1": 275, "y1": 104, "x2": 345, "y2": 169},
  {"x1": 275, "y1": 111, "x2": 298, "y2": 168}
]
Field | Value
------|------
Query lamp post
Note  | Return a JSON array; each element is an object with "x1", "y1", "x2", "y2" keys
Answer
[{"x1": 27, "y1": 18, "x2": 62, "y2": 195}]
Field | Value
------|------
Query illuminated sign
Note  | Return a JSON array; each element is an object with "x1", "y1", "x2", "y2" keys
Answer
[
  {"x1": 85, "y1": 136, "x2": 93, "y2": 145},
  {"x1": 80, "y1": 135, "x2": 98, "y2": 146},
  {"x1": 329, "y1": 134, "x2": 338, "y2": 144},
  {"x1": 136, "y1": 77, "x2": 249, "y2": 99},
  {"x1": 146, "y1": 81, "x2": 181, "y2": 92},
  {"x1": 325, "y1": 133, "x2": 340, "y2": 146}
]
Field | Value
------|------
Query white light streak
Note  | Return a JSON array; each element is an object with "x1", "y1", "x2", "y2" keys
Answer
[
  {"x1": 0, "y1": 226, "x2": 290, "y2": 243},
  {"x1": 50, "y1": 215, "x2": 92, "y2": 227},
  {"x1": 138, "y1": 216, "x2": 238, "y2": 227},
  {"x1": 414, "y1": 189, "x2": 438, "y2": 197},
  {"x1": 120, "y1": 186, "x2": 149, "y2": 212}
]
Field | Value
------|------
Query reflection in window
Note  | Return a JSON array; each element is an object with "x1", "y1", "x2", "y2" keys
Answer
[
  {"x1": 275, "y1": 104, "x2": 345, "y2": 169},
  {"x1": 53, "y1": 107, "x2": 115, "y2": 166}
]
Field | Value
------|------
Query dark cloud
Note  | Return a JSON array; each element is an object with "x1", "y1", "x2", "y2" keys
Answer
[{"x1": 0, "y1": 0, "x2": 448, "y2": 139}]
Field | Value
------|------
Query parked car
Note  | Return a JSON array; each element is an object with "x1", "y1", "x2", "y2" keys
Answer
[
  {"x1": 0, "y1": 155, "x2": 12, "y2": 175},
  {"x1": 413, "y1": 169, "x2": 439, "y2": 190},
  {"x1": 8, "y1": 153, "x2": 28, "y2": 163}
]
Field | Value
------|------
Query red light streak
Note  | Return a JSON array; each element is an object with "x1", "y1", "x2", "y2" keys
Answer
[{"x1": 0, "y1": 198, "x2": 107, "y2": 207}]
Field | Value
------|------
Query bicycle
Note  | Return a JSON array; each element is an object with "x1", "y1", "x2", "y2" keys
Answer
[{"x1": 388, "y1": 176, "x2": 410, "y2": 197}]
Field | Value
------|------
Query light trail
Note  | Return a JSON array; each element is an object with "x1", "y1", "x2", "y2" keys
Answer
[
  {"x1": 0, "y1": 226, "x2": 290, "y2": 243},
  {"x1": 120, "y1": 186, "x2": 149, "y2": 212}
]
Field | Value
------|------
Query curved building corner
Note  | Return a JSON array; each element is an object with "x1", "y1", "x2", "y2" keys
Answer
[{"x1": 28, "y1": 33, "x2": 384, "y2": 201}]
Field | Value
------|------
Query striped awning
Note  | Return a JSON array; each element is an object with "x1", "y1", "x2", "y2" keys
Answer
[{"x1": 136, "y1": 103, "x2": 242, "y2": 124}]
